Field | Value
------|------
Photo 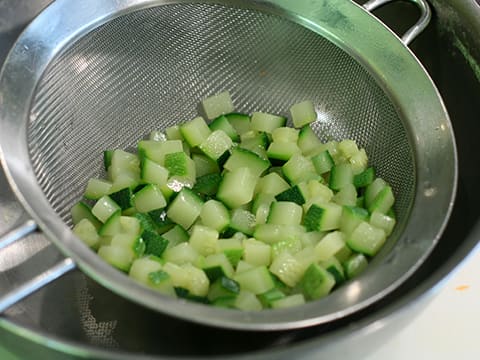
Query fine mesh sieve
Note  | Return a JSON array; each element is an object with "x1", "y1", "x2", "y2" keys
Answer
[{"x1": 0, "y1": 0, "x2": 457, "y2": 330}]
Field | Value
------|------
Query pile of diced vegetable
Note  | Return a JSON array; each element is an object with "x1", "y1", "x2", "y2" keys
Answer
[{"x1": 71, "y1": 91, "x2": 396, "y2": 310}]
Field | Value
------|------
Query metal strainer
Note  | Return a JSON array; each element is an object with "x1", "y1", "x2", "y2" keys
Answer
[{"x1": 0, "y1": 0, "x2": 456, "y2": 330}]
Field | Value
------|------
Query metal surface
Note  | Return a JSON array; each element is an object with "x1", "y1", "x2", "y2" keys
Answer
[
  {"x1": 363, "y1": 0, "x2": 431, "y2": 45},
  {"x1": 0, "y1": 219, "x2": 37, "y2": 250},
  {"x1": 0, "y1": 0, "x2": 479, "y2": 358},
  {"x1": 0, "y1": 0, "x2": 456, "y2": 330},
  {"x1": 0, "y1": 258, "x2": 75, "y2": 313}
]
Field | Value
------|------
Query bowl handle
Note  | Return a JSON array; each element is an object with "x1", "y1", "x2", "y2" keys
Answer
[
  {"x1": 363, "y1": 0, "x2": 432, "y2": 45},
  {"x1": 0, "y1": 219, "x2": 76, "y2": 313}
]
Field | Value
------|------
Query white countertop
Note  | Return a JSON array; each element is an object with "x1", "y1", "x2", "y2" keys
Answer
[{"x1": 367, "y1": 244, "x2": 480, "y2": 359}]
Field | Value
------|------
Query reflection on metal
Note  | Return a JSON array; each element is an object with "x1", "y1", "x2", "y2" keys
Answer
[
  {"x1": 0, "y1": 257, "x2": 75, "y2": 313},
  {"x1": 0, "y1": 219, "x2": 37, "y2": 251}
]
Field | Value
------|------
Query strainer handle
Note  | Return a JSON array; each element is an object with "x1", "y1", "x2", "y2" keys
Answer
[
  {"x1": 0, "y1": 220, "x2": 76, "y2": 313},
  {"x1": 363, "y1": 0, "x2": 432, "y2": 45}
]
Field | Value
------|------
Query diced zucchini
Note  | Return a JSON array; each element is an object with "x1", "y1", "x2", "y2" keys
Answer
[
  {"x1": 143, "y1": 231, "x2": 169, "y2": 257},
  {"x1": 271, "y1": 236, "x2": 303, "y2": 259},
  {"x1": 218, "y1": 238, "x2": 244, "y2": 267},
  {"x1": 226, "y1": 208, "x2": 256, "y2": 236},
  {"x1": 209, "y1": 115, "x2": 239, "y2": 142},
  {"x1": 223, "y1": 148, "x2": 270, "y2": 178},
  {"x1": 129, "y1": 257, "x2": 162, "y2": 285},
  {"x1": 307, "y1": 180, "x2": 333, "y2": 202},
  {"x1": 269, "y1": 251, "x2": 305, "y2": 287},
  {"x1": 147, "y1": 270, "x2": 176, "y2": 296},
  {"x1": 234, "y1": 290, "x2": 263, "y2": 311},
  {"x1": 365, "y1": 178, "x2": 387, "y2": 209},
  {"x1": 192, "y1": 173, "x2": 222, "y2": 198},
  {"x1": 300, "y1": 263, "x2": 335, "y2": 300},
  {"x1": 109, "y1": 171, "x2": 140, "y2": 193},
  {"x1": 92, "y1": 195, "x2": 121, "y2": 223},
  {"x1": 340, "y1": 205, "x2": 369, "y2": 235},
  {"x1": 141, "y1": 157, "x2": 169, "y2": 186},
  {"x1": 370, "y1": 211, "x2": 396, "y2": 236},
  {"x1": 148, "y1": 130, "x2": 167, "y2": 142},
  {"x1": 343, "y1": 253, "x2": 368, "y2": 279},
  {"x1": 243, "y1": 238, "x2": 272, "y2": 266},
  {"x1": 70, "y1": 95, "x2": 398, "y2": 311},
  {"x1": 147, "y1": 209, "x2": 174, "y2": 233},
  {"x1": 333, "y1": 183, "x2": 357, "y2": 206},
  {"x1": 164, "y1": 152, "x2": 196, "y2": 183},
  {"x1": 133, "y1": 184, "x2": 167, "y2": 213},
  {"x1": 349, "y1": 148, "x2": 368, "y2": 174},
  {"x1": 201, "y1": 91, "x2": 235, "y2": 120},
  {"x1": 338, "y1": 139, "x2": 359, "y2": 159},
  {"x1": 267, "y1": 201, "x2": 303, "y2": 226},
  {"x1": 267, "y1": 142, "x2": 301, "y2": 162},
  {"x1": 180, "y1": 263, "x2": 210, "y2": 297},
  {"x1": 109, "y1": 149, "x2": 140, "y2": 179},
  {"x1": 250, "y1": 112, "x2": 287, "y2": 133},
  {"x1": 282, "y1": 154, "x2": 318, "y2": 184},
  {"x1": 255, "y1": 172, "x2": 290, "y2": 196},
  {"x1": 347, "y1": 221, "x2": 386, "y2": 256},
  {"x1": 189, "y1": 224, "x2": 219, "y2": 256},
  {"x1": 311, "y1": 150, "x2": 335, "y2": 175},
  {"x1": 304, "y1": 203, "x2": 342, "y2": 232},
  {"x1": 120, "y1": 216, "x2": 141, "y2": 235},
  {"x1": 314, "y1": 231, "x2": 346, "y2": 261},
  {"x1": 253, "y1": 223, "x2": 284, "y2": 244},
  {"x1": 320, "y1": 256, "x2": 345, "y2": 285},
  {"x1": 134, "y1": 212, "x2": 157, "y2": 233},
  {"x1": 98, "y1": 210, "x2": 122, "y2": 236},
  {"x1": 71, "y1": 201, "x2": 101, "y2": 228},
  {"x1": 202, "y1": 253, "x2": 235, "y2": 281},
  {"x1": 180, "y1": 116, "x2": 212, "y2": 147},
  {"x1": 290, "y1": 100, "x2": 316, "y2": 128},
  {"x1": 208, "y1": 276, "x2": 240, "y2": 301},
  {"x1": 329, "y1": 163, "x2": 354, "y2": 191},
  {"x1": 103, "y1": 150, "x2": 114, "y2": 171},
  {"x1": 84, "y1": 178, "x2": 113, "y2": 200},
  {"x1": 98, "y1": 245, "x2": 134, "y2": 272},
  {"x1": 225, "y1": 113, "x2": 251, "y2": 135},
  {"x1": 111, "y1": 232, "x2": 140, "y2": 250},
  {"x1": 368, "y1": 186, "x2": 395, "y2": 214},
  {"x1": 258, "y1": 288, "x2": 286, "y2": 308},
  {"x1": 199, "y1": 130, "x2": 233, "y2": 161},
  {"x1": 271, "y1": 293, "x2": 306, "y2": 309},
  {"x1": 300, "y1": 231, "x2": 324, "y2": 248},
  {"x1": 163, "y1": 243, "x2": 199, "y2": 265},
  {"x1": 272, "y1": 127, "x2": 299, "y2": 143},
  {"x1": 239, "y1": 131, "x2": 270, "y2": 159},
  {"x1": 235, "y1": 260, "x2": 255, "y2": 274},
  {"x1": 234, "y1": 266, "x2": 275, "y2": 294},
  {"x1": 298, "y1": 125, "x2": 323, "y2": 155},
  {"x1": 275, "y1": 184, "x2": 308, "y2": 205},
  {"x1": 166, "y1": 188, "x2": 204, "y2": 230},
  {"x1": 73, "y1": 218, "x2": 100, "y2": 248},
  {"x1": 217, "y1": 167, "x2": 258, "y2": 209},
  {"x1": 165, "y1": 125, "x2": 183, "y2": 140},
  {"x1": 192, "y1": 153, "x2": 220, "y2": 177},
  {"x1": 162, "y1": 224, "x2": 189, "y2": 248},
  {"x1": 109, "y1": 188, "x2": 134, "y2": 211},
  {"x1": 353, "y1": 166, "x2": 375, "y2": 188},
  {"x1": 138, "y1": 140, "x2": 183, "y2": 165},
  {"x1": 200, "y1": 200, "x2": 230, "y2": 233}
]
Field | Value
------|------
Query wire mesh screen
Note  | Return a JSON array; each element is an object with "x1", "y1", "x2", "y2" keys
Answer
[{"x1": 27, "y1": 3, "x2": 414, "y2": 233}]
